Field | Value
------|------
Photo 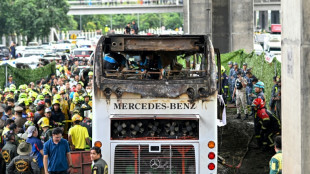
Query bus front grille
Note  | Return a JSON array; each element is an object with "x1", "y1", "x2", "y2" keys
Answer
[{"x1": 114, "y1": 144, "x2": 196, "y2": 174}]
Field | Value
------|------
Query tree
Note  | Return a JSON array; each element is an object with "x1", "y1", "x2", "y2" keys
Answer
[
  {"x1": 84, "y1": 22, "x2": 96, "y2": 31},
  {"x1": 4, "y1": 0, "x2": 71, "y2": 44}
]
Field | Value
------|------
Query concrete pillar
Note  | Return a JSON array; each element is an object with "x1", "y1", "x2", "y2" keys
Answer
[
  {"x1": 282, "y1": 0, "x2": 310, "y2": 173},
  {"x1": 271, "y1": 11, "x2": 280, "y2": 24},
  {"x1": 259, "y1": 11, "x2": 268, "y2": 31},
  {"x1": 230, "y1": 0, "x2": 254, "y2": 53},
  {"x1": 212, "y1": 0, "x2": 230, "y2": 53},
  {"x1": 183, "y1": 0, "x2": 212, "y2": 35}
]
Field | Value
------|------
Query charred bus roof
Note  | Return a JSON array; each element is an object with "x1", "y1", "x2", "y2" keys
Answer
[{"x1": 94, "y1": 35, "x2": 217, "y2": 100}]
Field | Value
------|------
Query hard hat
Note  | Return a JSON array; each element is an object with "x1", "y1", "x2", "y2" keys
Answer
[
  {"x1": 42, "y1": 89, "x2": 51, "y2": 96},
  {"x1": 9, "y1": 86, "x2": 16, "y2": 92},
  {"x1": 52, "y1": 99, "x2": 60, "y2": 105},
  {"x1": 233, "y1": 62, "x2": 238, "y2": 66},
  {"x1": 78, "y1": 81, "x2": 84, "y2": 87},
  {"x1": 72, "y1": 114, "x2": 83, "y2": 122},
  {"x1": 88, "y1": 71, "x2": 93, "y2": 76},
  {"x1": 79, "y1": 96, "x2": 84, "y2": 102},
  {"x1": 252, "y1": 98, "x2": 265, "y2": 109},
  {"x1": 38, "y1": 100, "x2": 45, "y2": 106},
  {"x1": 37, "y1": 94, "x2": 45, "y2": 100},
  {"x1": 29, "y1": 91, "x2": 38, "y2": 99},
  {"x1": 243, "y1": 63, "x2": 247, "y2": 66},
  {"x1": 38, "y1": 117, "x2": 50, "y2": 127},
  {"x1": 254, "y1": 81, "x2": 265, "y2": 89},
  {"x1": 54, "y1": 94, "x2": 61, "y2": 101},
  {"x1": 227, "y1": 61, "x2": 232, "y2": 65},
  {"x1": 19, "y1": 93, "x2": 27, "y2": 99},
  {"x1": 221, "y1": 66, "x2": 226, "y2": 74},
  {"x1": 27, "y1": 112, "x2": 34, "y2": 118},
  {"x1": 9, "y1": 84, "x2": 16, "y2": 89},
  {"x1": 18, "y1": 98, "x2": 29, "y2": 106}
]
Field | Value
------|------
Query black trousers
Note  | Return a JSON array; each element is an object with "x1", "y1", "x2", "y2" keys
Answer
[{"x1": 49, "y1": 171, "x2": 68, "y2": 174}]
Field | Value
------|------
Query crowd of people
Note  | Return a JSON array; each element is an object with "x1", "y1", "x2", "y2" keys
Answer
[
  {"x1": 0, "y1": 58, "x2": 108, "y2": 173},
  {"x1": 124, "y1": 21, "x2": 139, "y2": 35},
  {"x1": 219, "y1": 61, "x2": 282, "y2": 172}
]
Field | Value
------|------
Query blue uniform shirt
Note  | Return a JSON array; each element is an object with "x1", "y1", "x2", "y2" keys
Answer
[
  {"x1": 44, "y1": 138, "x2": 70, "y2": 172},
  {"x1": 26, "y1": 137, "x2": 44, "y2": 168}
]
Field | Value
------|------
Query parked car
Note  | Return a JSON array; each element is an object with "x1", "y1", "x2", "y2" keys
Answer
[
  {"x1": 71, "y1": 48, "x2": 94, "y2": 60},
  {"x1": 0, "y1": 45, "x2": 10, "y2": 60}
]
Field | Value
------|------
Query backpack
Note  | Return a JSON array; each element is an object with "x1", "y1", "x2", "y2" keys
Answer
[{"x1": 236, "y1": 80, "x2": 243, "y2": 89}]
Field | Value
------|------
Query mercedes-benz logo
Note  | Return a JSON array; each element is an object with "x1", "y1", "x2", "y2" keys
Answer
[{"x1": 150, "y1": 159, "x2": 160, "y2": 169}]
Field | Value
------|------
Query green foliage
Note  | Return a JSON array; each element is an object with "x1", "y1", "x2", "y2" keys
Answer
[
  {"x1": 221, "y1": 50, "x2": 281, "y2": 106},
  {"x1": 72, "y1": 13, "x2": 183, "y2": 32},
  {"x1": 84, "y1": 22, "x2": 97, "y2": 31},
  {"x1": 0, "y1": 62, "x2": 56, "y2": 88},
  {"x1": 162, "y1": 13, "x2": 182, "y2": 30},
  {"x1": 1, "y1": 0, "x2": 70, "y2": 44}
]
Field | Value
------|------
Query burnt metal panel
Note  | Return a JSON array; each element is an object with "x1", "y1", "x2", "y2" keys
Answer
[{"x1": 122, "y1": 38, "x2": 201, "y2": 52}]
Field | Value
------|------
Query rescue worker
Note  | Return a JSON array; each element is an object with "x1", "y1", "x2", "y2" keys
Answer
[
  {"x1": 23, "y1": 112, "x2": 35, "y2": 131},
  {"x1": 269, "y1": 76, "x2": 278, "y2": 113},
  {"x1": 51, "y1": 99, "x2": 65, "y2": 125},
  {"x1": 1, "y1": 131, "x2": 18, "y2": 173},
  {"x1": 269, "y1": 136, "x2": 282, "y2": 174},
  {"x1": 90, "y1": 146, "x2": 108, "y2": 174},
  {"x1": 68, "y1": 114, "x2": 91, "y2": 151},
  {"x1": 220, "y1": 66, "x2": 229, "y2": 104},
  {"x1": 43, "y1": 107, "x2": 54, "y2": 128},
  {"x1": 6, "y1": 142, "x2": 40, "y2": 174},
  {"x1": 80, "y1": 93, "x2": 92, "y2": 118},
  {"x1": 38, "y1": 117, "x2": 52, "y2": 143},
  {"x1": 232, "y1": 71, "x2": 248, "y2": 120},
  {"x1": 253, "y1": 81, "x2": 265, "y2": 102},
  {"x1": 252, "y1": 98, "x2": 281, "y2": 149}
]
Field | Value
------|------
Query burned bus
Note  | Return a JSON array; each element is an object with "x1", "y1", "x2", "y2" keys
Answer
[{"x1": 93, "y1": 35, "x2": 218, "y2": 174}]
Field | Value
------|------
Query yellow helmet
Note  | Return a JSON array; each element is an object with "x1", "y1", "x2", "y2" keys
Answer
[
  {"x1": 88, "y1": 71, "x2": 93, "y2": 76},
  {"x1": 29, "y1": 91, "x2": 38, "y2": 99},
  {"x1": 221, "y1": 65, "x2": 226, "y2": 74},
  {"x1": 52, "y1": 99, "x2": 60, "y2": 105},
  {"x1": 53, "y1": 94, "x2": 61, "y2": 101},
  {"x1": 38, "y1": 117, "x2": 50, "y2": 127},
  {"x1": 72, "y1": 114, "x2": 83, "y2": 122}
]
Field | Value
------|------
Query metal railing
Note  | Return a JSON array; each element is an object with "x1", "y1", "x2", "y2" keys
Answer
[
  {"x1": 254, "y1": 0, "x2": 280, "y2": 3},
  {"x1": 68, "y1": 0, "x2": 183, "y2": 6}
]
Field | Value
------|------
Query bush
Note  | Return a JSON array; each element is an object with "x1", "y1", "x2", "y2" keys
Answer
[{"x1": 0, "y1": 62, "x2": 56, "y2": 88}]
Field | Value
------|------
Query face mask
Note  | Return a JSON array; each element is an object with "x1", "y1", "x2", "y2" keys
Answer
[
  {"x1": 70, "y1": 78, "x2": 74, "y2": 81},
  {"x1": 86, "y1": 89, "x2": 91, "y2": 93}
]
